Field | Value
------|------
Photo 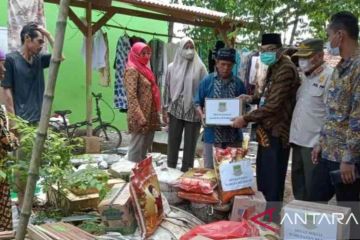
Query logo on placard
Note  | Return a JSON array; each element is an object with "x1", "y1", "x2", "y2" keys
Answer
[
  {"x1": 218, "y1": 102, "x2": 227, "y2": 112},
  {"x1": 303, "y1": 213, "x2": 318, "y2": 230},
  {"x1": 233, "y1": 164, "x2": 242, "y2": 176}
]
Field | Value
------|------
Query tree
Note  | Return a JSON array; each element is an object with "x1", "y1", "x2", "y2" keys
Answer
[{"x1": 181, "y1": 0, "x2": 360, "y2": 54}]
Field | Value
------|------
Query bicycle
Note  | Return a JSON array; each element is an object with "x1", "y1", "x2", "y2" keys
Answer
[{"x1": 50, "y1": 92, "x2": 122, "y2": 151}]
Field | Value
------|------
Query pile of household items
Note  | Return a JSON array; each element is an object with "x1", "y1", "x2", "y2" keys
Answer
[{"x1": 1, "y1": 146, "x2": 353, "y2": 240}]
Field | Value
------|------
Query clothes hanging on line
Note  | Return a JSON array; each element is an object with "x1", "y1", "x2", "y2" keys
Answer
[
  {"x1": 253, "y1": 56, "x2": 268, "y2": 94},
  {"x1": 81, "y1": 30, "x2": 111, "y2": 86},
  {"x1": 232, "y1": 50, "x2": 241, "y2": 78},
  {"x1": 8, "y1": 0, "x2": 47, "y2": 52},
  {"x1": 149, "y1": 39, "x2": 165, "y2": 90},
  {"x1": 208, "y1": 40, "x2": 225, "y2": 73},
  {"x1": 238, "y1": 49, "x2": 251, "y2": 84},
  {"x1": 244, "y1": 51, "x2": 259, "y2": 95},
  {"x1": 113, "y1": 35, "x2": 147, "y2": 111},
  {"x1": 99, "y1": 32, "x2": 111, "y2": 87},
  {"x1": 113, "y1": 35, "x2": 131, "y2": 111}
]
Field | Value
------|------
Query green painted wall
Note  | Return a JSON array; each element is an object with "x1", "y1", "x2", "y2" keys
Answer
[{"x1": 0, "y1": 2, "x2": 168, "y2": 130}]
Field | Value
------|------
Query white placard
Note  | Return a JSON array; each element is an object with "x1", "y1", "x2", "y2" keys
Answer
[
  {"x1": 219, "y1": 159, "x2": 253, "y2": 192},
  {"x1": 282, "y1": 208, "x2": 337, "y2": 240},
  {"x1": 205, "y1": 98, "x2": 242, "y2": 126}
]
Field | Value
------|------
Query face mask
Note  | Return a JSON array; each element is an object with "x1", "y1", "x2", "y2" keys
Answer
[
  {"x1": 260, "y1": 52, "x2": 277, "y2": 66},
  {"x1": 326, "y1": 41, "x2": 340, "y2": 56},
  {"x1": 183, "y1": 49, "x2": 195, "y2": 60},
  {"x1": 298, "y1": 58, "x2": 312, "y2": 72},
  {"x1": 139, "y1": 56, "x2": 150, "y2": 65}
]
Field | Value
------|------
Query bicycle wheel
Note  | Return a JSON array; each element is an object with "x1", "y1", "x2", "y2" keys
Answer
[{"x1": 93, "y1": 124, "x2": 122, "y2": 151}]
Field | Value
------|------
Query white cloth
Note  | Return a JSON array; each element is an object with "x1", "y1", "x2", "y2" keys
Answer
[
  {"x1": 289, "y1": 63, "x2": 334, "y2": 148},
  {"x1": 81, "y1": 30, "x2": 107, "y2": 70},
  {"x1": 8, "y1": 0, "x2": 47, "y2": 52},
  {"x1": 249, "y1": 56, "x2": 259, "y2": 85},
  {"x1": 167, "y1": 37, "x2": 207, "y2": 112}
]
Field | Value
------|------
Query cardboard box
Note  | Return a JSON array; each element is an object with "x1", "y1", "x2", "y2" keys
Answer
[
  {"x1": 82, "y1": 136, "x2": 101, "y2": 154},
  {"x1": 98, "y1": 183, "x2": 137, "y2": 235},
  {"x1": 230, "y1": 191, "x2": 266, "y2": 221},
  {"x1": 281, "y1": 200, "x2": 351, "y2": 240},
  {"x1": 39, "y1": 222, "x2": 96, "y2": 240},
  {"x1": 47, "y1": 179, "x2": 126, "y2": 215}
]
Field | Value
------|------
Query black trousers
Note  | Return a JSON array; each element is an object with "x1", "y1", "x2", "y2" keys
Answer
[
  {"x1": 256, "y1": 135, "x2": 290, "y2": 202},
  {"x1": 310, "y1": 159, "x2": 360, "y2": 239},
  {"x1": 167, "y1": 114, "x2": 201, "y2": 172}
]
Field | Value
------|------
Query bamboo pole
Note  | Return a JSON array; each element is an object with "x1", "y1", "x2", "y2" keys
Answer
[
  {"x1": 85, "y1": 2, "x2": 93, "y2": 136},
  {"x1": 15, "y1": 0, "x2": 70, "y2": 239}
]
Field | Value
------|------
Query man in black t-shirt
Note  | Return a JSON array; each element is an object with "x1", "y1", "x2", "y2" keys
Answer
[
  {"x1": 2, "y1": 22, "x2": 55, "y2": 125},
  {"x1": 1, "y1": 22, "x2": 56, "y2": 207}
]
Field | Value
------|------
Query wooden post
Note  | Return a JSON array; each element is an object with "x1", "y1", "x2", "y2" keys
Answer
[
  {"x1": 85, "y1": 2, "x2": 93, "y2": 136},
  {"x1": 15, "y1": 0, "x2": 70, "y2": 239}
]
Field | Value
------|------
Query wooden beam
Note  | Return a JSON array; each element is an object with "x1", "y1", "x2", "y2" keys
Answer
[
  {"x1": 68, "y1": 7, "x2": 86, "y2": 35},
  {"x1": 92, "y1": 9, "x2": 116, "y2": 35},
  {"x1": 85, "y1": 1, "x2": 93, "y2": 136}
]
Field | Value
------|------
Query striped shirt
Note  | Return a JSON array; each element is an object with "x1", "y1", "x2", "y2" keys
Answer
[{"x1": 244, "y1": 56, "x2": 300, "y2": 146}]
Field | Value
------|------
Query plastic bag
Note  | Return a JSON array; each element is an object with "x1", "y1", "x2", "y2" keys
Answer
[
  {"x1": 175, "y1": 168, "x2": 217, "y2": 194},
  {"x1": 180, "y1": 220, "x2": 259, "y2": 240},
  {"x1": 130, "y1": 157, "x2": 164, "y2": 238},
  {"x1": 178, "y1": 191, "x2": 220, "y2": 204},
  {"x1": 213, "y1": 147, "x2": 254, "y2": 203}
]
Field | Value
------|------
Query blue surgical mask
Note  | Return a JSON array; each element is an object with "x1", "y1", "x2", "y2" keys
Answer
[
  {"x1": 260, "y1": 52, "x2": 277, "y2": 66},
  {"x1": 326, "y1": 42, "x2": 340, "y2": 56}
]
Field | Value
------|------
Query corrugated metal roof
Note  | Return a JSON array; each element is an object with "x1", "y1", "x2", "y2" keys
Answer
[{"x1": 116, "y1": 0, "x2": 232, "y2": 20}]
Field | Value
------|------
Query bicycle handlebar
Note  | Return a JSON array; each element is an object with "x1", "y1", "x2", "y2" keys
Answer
[{"x1": 92, "y1": 92, "x2": 102, "y2": 99}]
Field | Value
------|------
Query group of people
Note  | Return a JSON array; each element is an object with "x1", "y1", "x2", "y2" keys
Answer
[
  {"x1": 0, "y1": 9, "x2": 359, "y2": 238},
  {"x1": 123, "y1": 11, "x2": 360, "y2": 238}
]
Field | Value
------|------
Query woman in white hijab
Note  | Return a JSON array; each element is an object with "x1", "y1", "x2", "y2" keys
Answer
[{"x1": 163, "y1": 37, "x2": 208, "y2": 172}]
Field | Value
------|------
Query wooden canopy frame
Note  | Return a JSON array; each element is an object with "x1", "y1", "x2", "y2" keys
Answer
[{"x1": 44, "y1": 0, "x2": 245, "y2": 135}]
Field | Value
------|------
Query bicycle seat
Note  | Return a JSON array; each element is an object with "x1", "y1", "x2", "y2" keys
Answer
[{"x1": 54, "y1": 110, "x2": 72, "y2": 116}]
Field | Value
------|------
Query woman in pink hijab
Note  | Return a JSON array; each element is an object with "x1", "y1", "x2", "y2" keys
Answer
[{"x1": 124, "y1": 42, "x2": 161, "y2": 163}]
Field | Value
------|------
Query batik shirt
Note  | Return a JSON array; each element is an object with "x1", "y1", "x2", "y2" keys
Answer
[
  {"x1": 194, "y1": 72, "x2": 246, "y2": 144},
  {"x1": 320, "y1": 49, "x2": 360, "y2": 164}
]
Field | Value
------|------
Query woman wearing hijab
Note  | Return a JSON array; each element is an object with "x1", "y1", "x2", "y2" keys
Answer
[
  {"x1": 124, "y1": 42, "x2": 161, "y2": 163},
  {"x1": 0, "y1": 49, "x2": 19, "y2": 231},
  {"x1": 163, "y1": 37, "x2": 208, "y2": 172}
]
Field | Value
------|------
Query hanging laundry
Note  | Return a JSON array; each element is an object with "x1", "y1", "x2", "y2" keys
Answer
[
  {"x1": 254, "y1": 58, "x2": 268, "y2": 94},
  {"x1": 113, "y1": 35, "x2": 131, "y2": 111},
  {"x1": 244, "y1": 51, "x2": 258, "y2": 95},
  {"x1": 208, "y1": 40, "x2": 225, "y2": 73},
  {"x1": 81, "y1": 30, "x2": 107, "y2": 70},
  {"x1": 149, "y1": 39, "x2": 165, "y2": 91},
  {"x1": 238, "y1": 48, "x2": 251, "y2": 83},
  {"x1": 8, "y1": 0, "x2": 47, "y2": 52},
  {"x1": 99, "y1": 32, "x2": 111, "y2": 87},
  {"x1": 162, "y1": 42, "x2": 179, "y2": 102},
  {"x1": 166, "y1": 42, "x2": 179, "y2": 66},
  {"x1": 249, "y1": 56, "x2": 259, "y2": 85},
  {"x1": 231, "y1": 50, "x2": 241, "y2": 77},
  {"x1": 81, "y1": 30, "x2": 110, "y2": 87}
]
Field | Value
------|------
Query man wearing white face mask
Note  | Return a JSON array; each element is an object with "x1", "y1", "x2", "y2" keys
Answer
[
  {"x1": 289, "y1": 39, "x2": 333, "y2": 201},
  {"x1": 163, "y1": 37, "x2": 208, "y2": 172}
]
